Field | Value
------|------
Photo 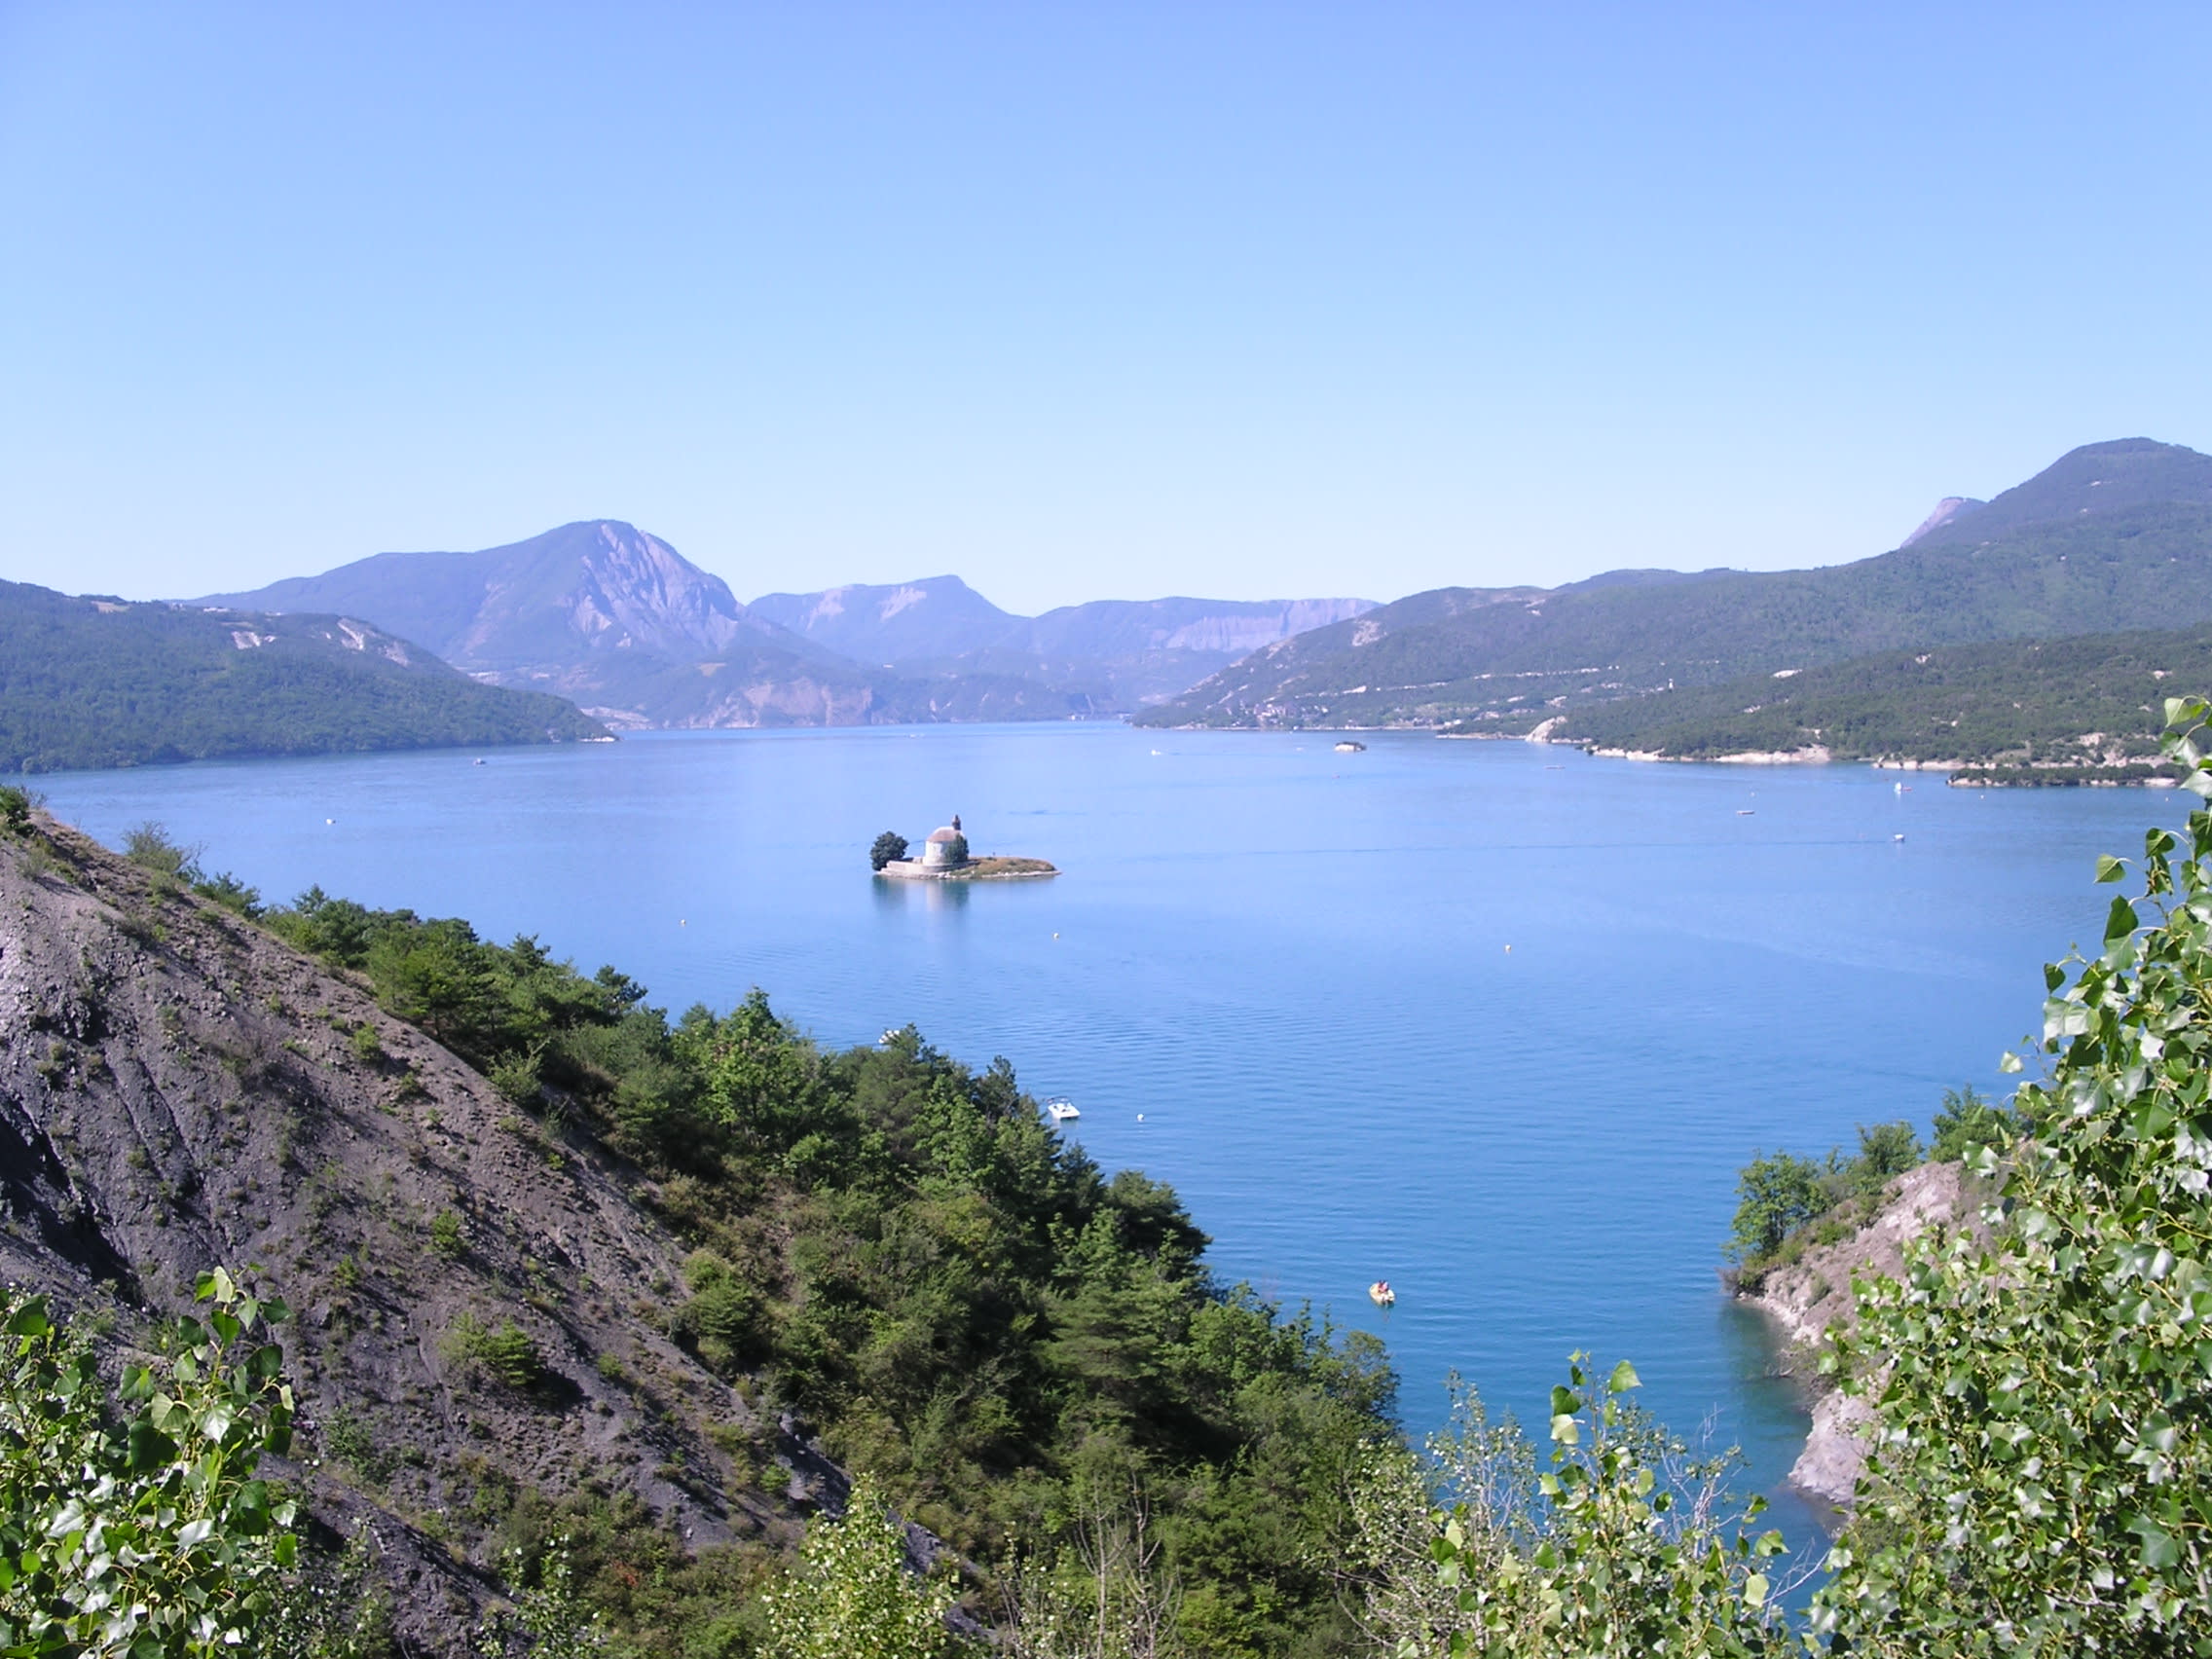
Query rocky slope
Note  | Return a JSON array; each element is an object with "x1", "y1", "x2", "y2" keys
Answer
[
  {"x1": 0, "y1": 816, "x2": 827, "y2": 1653},
  {"x1": 1739, "y1": 1161, "x2": 1972, "y2": 1508}
]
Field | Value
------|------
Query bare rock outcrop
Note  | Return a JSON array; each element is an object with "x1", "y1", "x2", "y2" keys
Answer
[{"x1": 1740, "y1": 1161, "x2": 1972, "y2": 1508}]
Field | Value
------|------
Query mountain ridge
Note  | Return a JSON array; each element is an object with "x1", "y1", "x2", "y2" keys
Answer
[
  {"x1": 0, "y1": 579, "x2": 607, "y2": 771},
  {"x1": 207, "y1": 525, "x2": 1378, "y2": 723},
  {"x1": 1137, "y1": 438, "x2": 2212, "y2": 730}
]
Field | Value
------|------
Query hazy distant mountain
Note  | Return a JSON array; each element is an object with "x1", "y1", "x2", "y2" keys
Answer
[
  {"x1": 1137, "y1": 438, "x2": 2212, "y2": 729},
  {"x1": 199, "y1": 521, "x2": 894, "y2": 728},
  {"x1": 0, "y1": 580, "x2": 605, "y2": 772},
  {"x1": 200, "y1": 524, "x2": 1362, "y2": 726},
  {"x1": 752, "y1": 582, "x2": 1376, "y2": 705},
  {"x1": 748, "y1": 576, "x2": 1018, "y2": 663}
]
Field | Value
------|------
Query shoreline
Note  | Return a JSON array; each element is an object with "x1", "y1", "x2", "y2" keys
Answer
[
  {"x1": 1735, "y1": 1161, "x2": 1969, "y2": 1511},
  {"x1": 877, "y1": 855, "x2": 1058, "y2": 882}
]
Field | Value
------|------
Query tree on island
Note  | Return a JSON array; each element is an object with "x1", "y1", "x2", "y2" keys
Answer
[
  {"x1": 868, "y1": 831, "x2": 908, "y2": 871},
  {"x1": 943, "y1": 832, "x2": 968, "y2": 866}
]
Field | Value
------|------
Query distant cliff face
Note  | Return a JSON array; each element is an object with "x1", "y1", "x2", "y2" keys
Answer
[
  {"x1": 202, "y1": 520, "x2": 796, "y2": 677},
  {"x1": 1899, "y1": 496, "x2": 1985, "y2": 548}
]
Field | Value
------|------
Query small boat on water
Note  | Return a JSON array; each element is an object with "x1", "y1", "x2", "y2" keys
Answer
[
  {"x1": 1736, "y1": 809, "x2": 1755, "y2": 816},
  {"x1": 1368, "y1": 1280, "x2": 1396, "y2": 1309},
  {"x1": 1045, "y1": 1097, "x2": 1081, "y2": 1123},
  {"x1": 1334, "y1": 740, "x2": 1367, "y2": 753}
]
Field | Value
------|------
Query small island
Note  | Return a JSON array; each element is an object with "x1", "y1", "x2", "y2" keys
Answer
[{"x1": 869, "y1": 815, "x2": 1059, "y2": 881}]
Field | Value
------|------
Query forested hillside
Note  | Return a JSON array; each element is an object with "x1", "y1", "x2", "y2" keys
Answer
[
  {"x1": 1139, "y1": 439, "x2": 2212, "y2": 729},
  {"x1": 1548, "y1": 620, "x2": 2212, "y2": 772},
  {"x1": 0, "y1": 807, "x2": 1391, "y2": 1655},
  {"x1": 0, "y1": 579, "x2": 604, "y2": 772}
]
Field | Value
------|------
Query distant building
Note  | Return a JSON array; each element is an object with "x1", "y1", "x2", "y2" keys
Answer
[{"x1": 921, "y1": 816, "x2": 968, "y2": 868}]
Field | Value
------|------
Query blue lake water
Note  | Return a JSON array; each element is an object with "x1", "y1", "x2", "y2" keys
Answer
[{"x1": 33, "y1": 724, "x2": 2194, "y2": 1567}]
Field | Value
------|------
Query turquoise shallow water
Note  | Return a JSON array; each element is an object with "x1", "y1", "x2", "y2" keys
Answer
[{"x1": 34, "y1": 724, "x2": 2194, "y2": 1567}]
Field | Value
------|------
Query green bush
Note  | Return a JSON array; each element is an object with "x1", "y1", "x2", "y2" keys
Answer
[
  {"x1": 1928, "y1": 1083, "x2": 2019, "y2": 1161},
  {"x1": 1727, "y1": 1150, "x2": 1829, "y2": 1264},
  {"x1": 1354, "y1": 1358, "x2": 1788, "y2": 1656},
  {"x1": 0, "y1": 784, "x2": 33, "y2": 835},
  {"x1": 1816, "y1": 698, "x2": 2212, "y2": 1651},
  {"x1": 123, "y1": 819, "x2": 202, "y2": 880},
  {"x1": 673, "y1": 1252, "x2": 768, "y2": 1375},
  {"x1": 428, "y1": 1209, "x2": 466, "y2": 1259},
  {"x1": 760, "y1": 1476, "x2": 973, "y2": 1659},
  {"x1": 1845, "y1": 1119, "x2": 1921, "y2": 1198},
  {"x1": 489, "y1": 1047, "x2": 543, "y2": 1106},
  {"x1": 0, "y1": 1269, "x2": 300, "y2": 1657},
  {"x1": 868, "y1": 831, "x2": 908, "y2": 871},
  {"x1": 194, "y1": 869, "x2": 264, "y2": 917},
  {"x1": 445, "y1": 1315, "x2": 546, "y2": 1391}
]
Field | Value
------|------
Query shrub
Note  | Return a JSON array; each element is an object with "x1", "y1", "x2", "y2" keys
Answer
[
  {"x1": 122, "y1": 819, "x2": 202, "y2": 881},
  {"x1": 193, "y1": 870, "x2": 263, "y2": 917},
  {"x1": 1928, "y1": 1083, "x2": 2018, "y2": 1161},
  {"x1": 1353, "y1": 1358, "x2": 1788, "y2": 1656},
  {"x1": 1847, "y1": 1119, "x2": 1921, "y2": 1197},
  {"x1": 444, "y1": 1314, "x2": 545, "y2": 1390},
  {"x1": 673, "y1": 1251, "x2": 768, "y2": 1375},
  {"x1": 0, "y1": 1269, "x2": 300, "y2": 1656},
  {"x1": 320, "y1": 1405, "x2": 396, "y2": 1485},
  {"x1": 0, "y1": 785, "x2": 34, "y2": 835},
  {"x1": 1727, "y1": 1150, "x2": 1829, "y2": 1264},
  {"x1": 428, "y1": 1209, "x2": 466, "y2": 1259},
  {"x1": 490, "y1": 1046, "x2": 543, "y2": 1106},
  {"x1": 1817, "y1": 699, "x2": 2212, "y2": 1651},
  {"x1": 760, "y1": 1475, "x2": 973, "y2": 1659},
  {"x1": 868, "y1": 831, "x2": 909, "y2": 871}
]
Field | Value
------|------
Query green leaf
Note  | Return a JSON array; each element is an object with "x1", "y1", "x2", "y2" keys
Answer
[
  {"x1": 1605, "y1": 1359, "x2": 1641, "y2": 1394},
  {"x1": 2105, "y1": 895, "x2": 2141, "y2": 945},
  {"x1": 2130, "y1": 1516, "x2": 2182, "y2": 1570},
  {"x1": 2096, "y1": 855, "x2": 2127, "y2": 884}
]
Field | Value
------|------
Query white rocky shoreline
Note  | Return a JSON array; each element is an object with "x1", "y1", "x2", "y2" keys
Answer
[{"x1": 1736, "y1": 1161, "x2": 1973, "y2": 1510}]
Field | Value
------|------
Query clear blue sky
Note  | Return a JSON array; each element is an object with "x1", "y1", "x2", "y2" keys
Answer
[{"x1": 2, "y1": 2, "x2": 2206, "y2": 614}]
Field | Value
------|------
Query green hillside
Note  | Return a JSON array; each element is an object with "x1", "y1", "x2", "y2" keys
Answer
[
  {"x1": 1542, "y1": 622, "x2": 2212, "y2": 772},
  {"x1": 0, "y1": 580, "x2": 606, "y2": 772},
  {"x1": 1138, "y1": 439, "x2": 2212, "y2": 729}
]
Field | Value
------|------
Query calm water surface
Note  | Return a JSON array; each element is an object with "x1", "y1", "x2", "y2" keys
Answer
[{"x1": 36, "y1": 724, "x2": 2193, "y2": 1565}]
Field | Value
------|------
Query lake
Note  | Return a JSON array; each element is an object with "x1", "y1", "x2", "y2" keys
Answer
[{"x1": 33, "y1": 723, "x2": 2193, "y2": 1565}]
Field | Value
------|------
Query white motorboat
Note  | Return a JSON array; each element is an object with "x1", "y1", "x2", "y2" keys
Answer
[{"x1": 1044, "y1": 1097, "x2": 1081, "y2": 1123}]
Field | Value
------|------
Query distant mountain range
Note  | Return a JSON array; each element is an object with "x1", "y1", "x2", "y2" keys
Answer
[
  {"x1": 750, "y1": 577, "x2": 1374, "y2": 707},
  {"x1": 203, "y1": 527, "x2": 1374, "y2": 727},
  {"x1": 1136, "y1": 438, "x2": 2212, "y2": 729},
  {"x1": 0, "y1": 580, "x2": 604, "y2": 773}
]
